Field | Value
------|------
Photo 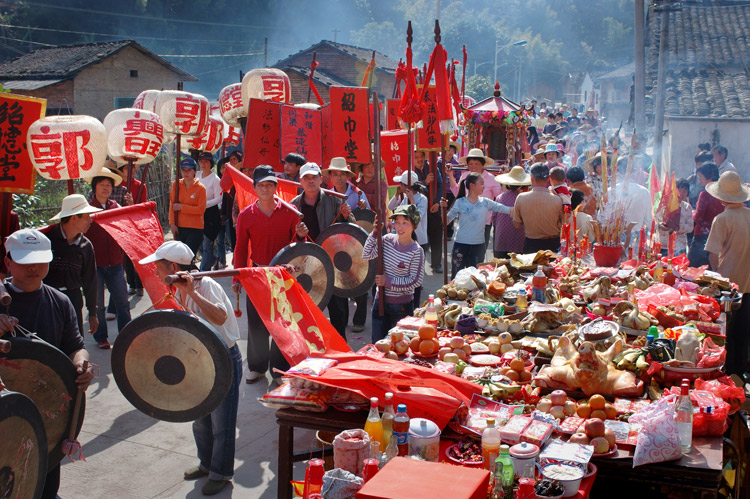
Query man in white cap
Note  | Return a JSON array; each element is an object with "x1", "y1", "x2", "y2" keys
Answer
[
  {"x1": 0, "y1": 228, "x2": 94, "y2": 498},
  {"x1": 140, "y1": 240, "x2": 241, "y2": 496},
  {"x1": 704, "y1": 171, "x2": 750, "y2": 378},
  {"x1": 44, "y1": 193, "x2": 101, "y2": 337}
]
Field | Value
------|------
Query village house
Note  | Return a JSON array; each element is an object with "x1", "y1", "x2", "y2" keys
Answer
[
  {"x1": 0, "y1": 40, "x2": 196, "y2": 120},
  {"x1": 595, "y1": 62, "x2": 634, "y2": 128}
]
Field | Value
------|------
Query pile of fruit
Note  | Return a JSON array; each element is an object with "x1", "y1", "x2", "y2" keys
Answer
[
  {"x1": 437, "y1": 335, "x2": 472, "y2": 363},
  {"x1": 536, "y1": 390, "x2": 576, "y2": 419},
  {"x1": 575, "y1": 394, "x2": 617, "y2": 420},
  {"x1": 568, "y1": 418, "x2": 616, "y2": 454},
  {"x1": 499, "y1": 356, "x2": 533, "y2": 383}
]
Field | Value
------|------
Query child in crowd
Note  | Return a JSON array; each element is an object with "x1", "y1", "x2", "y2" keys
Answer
[{"x1": 549, "y1": 166, "x2": 571, "y2": 207}]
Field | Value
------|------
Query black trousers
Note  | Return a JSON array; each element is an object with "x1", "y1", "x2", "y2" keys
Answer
[
  {"x1": 123, "y1": 253, "x2": 142, "y2": 290},
  {"x1": 353, "y1": 293, "x2": 368, "y2": 327},
  {"x1": 327, "y1": 295, "x2": 349, "y2": 340},
  {"x1": 40, "y1": 463, "x2": 60, "y2": 499},
  {"x1": 523, "y1": 236, "x2": 561, "y2": 253},
  {"x1": 426, "y1": 210, "x2": 443, "y2": 268},
  {"x1": 63, "y1": 288, "x2": 85, "y2": 335},
  {"x1": 726, "y1": 293, "x2": 750, "y2": 377},
  {"x1": 245, "y1": 295, "x2": 289, "y2": 377},
  {"x1": 177, "y1": 227, "x2": 203, "y2": 256}
]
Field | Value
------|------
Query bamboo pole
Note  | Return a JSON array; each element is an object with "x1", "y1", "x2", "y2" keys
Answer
[{"x1": 372, "y1": 92, "x2": 385, "y2": 316}]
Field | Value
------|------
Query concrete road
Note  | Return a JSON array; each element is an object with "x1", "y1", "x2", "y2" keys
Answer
[{"x1": 59, "y1": 252, "x2": 451, "y2": 498}]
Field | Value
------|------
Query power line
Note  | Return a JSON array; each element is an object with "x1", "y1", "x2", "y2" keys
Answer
[
  {"x1": 0, "y1": 35, "x2": 55, "y2": 47},
  {"x1": 159, "y1": 51, "x2": 264, "y2": 58},
  {"x1": 18, "y1": 2, "x2": 286, "y2": 30}
]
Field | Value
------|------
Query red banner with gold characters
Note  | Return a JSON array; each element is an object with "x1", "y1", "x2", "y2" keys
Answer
[
  {"x1": 416, "y1": 85, "x2": 441, "y2": 151},
  {"x1": 237, "y1": 267, "x2": 351, "y2": 365},
  {"x1": 280, "y1": 105, "x2": 322, "y2": 166},
  {"x1": 243, "y1": 98, "x2": 280, "y2": 171},
  {"x1": 0, "y1": 93, "x2": 46, "y2": 194},
  {"x1": 381, "y1": 129, "x2": 412, "y2": 187},
  {"x1": 386, "y1": 99, "x2": 401, "y2": 130},
  {"x1": 329, "y1": 86, "x2": 370, "y2": 163}
]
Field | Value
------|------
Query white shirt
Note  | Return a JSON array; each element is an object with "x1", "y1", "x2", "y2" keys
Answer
[
  {"x1": 196, "y1": 171, "x2": 222, "y2": 209},
  {"x1": 718, "y1": 159, "x2": 737, "y2": 176},
  {"x1": 176, "y1": 277, "x2": 240, "y2": 348},
  {"x1": 611, "y1": 181, "x2": 654, "y2": 232},
  {"x1": 388, "y1": 191, "x2": 428, "y2": 245}
]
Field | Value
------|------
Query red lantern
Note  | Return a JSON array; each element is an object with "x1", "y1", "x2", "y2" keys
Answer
[
  {"x1": 103, "y1": 109, "x2": 164, "y2": 165},
  {"x1": 27, "y1": 115, "x2": 107, "y2": 181},
  {"x1": 154, "y1": 90, "x2": 210, "y2": 136},
  {"x1": 241, "y1": 68, "x2": 291, "y2": 111},
  {"x1": 218, "y1": 83, "x2": 245, "y2": 128},
  {"x1": 183, "y1": 116, "x2": 224, "y2": 154}
]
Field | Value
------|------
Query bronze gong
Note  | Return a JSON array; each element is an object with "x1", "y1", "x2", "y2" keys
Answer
[
  {"x1": 352, "y1": 208, "x2": 376, "y2": 234},
  {"x1": 0, "y1": 390, "x2": 47, "y2": 499},
  {"x1": 111, "y1": 310, "x2": 232, "y2": 423},
  {"x1": 0, "y1": 337, "x2": 84, "y2": 469},
  {"x1": 269, "y1": 242, "x2": 334, "y2": 309},
  {"x1": 315, "y1": 223, "x2": 376, "y2": 298}
]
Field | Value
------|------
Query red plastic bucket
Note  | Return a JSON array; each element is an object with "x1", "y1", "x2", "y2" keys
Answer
[{"x1": 592, "y1": 244, "x2": 623, "y2": 267}]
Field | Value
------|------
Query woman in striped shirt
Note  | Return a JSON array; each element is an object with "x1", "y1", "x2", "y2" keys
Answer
[{"x1": 363, "y1": 204, "x2": 425, "y2": 342}]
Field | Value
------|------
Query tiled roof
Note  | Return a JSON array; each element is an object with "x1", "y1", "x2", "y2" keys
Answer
[
  {"x1": 0, "y1": 40, "x2": 196, "y2": 81},
  {"x1": 646, "y1": 3, "x2": 750, "y2": 117},
  {"x1": 596, "y1": 62, "x2": 634, "y2": 81},
  {"x1": 275, "y1": 40, "x2": 399, "y2": 73},
  {"x1": 284, "y1": 65, "x2": 352, "y2": 87}
]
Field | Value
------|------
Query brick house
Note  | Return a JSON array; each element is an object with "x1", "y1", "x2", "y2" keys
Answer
[
  {"x1": 0, "y1": 40, "x2": 196, "y2": 120},
  {"x1": 273, "y1": 40, "x2": 398, "y2": 104}
]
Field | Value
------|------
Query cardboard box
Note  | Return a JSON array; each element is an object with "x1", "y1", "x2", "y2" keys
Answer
[{"x1": 356, "y1": 457, "x2": 490, "y2": 499}]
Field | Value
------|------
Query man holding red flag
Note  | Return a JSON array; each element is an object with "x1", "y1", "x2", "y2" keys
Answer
[{"x1": 232, "y1": 165, "x2": 308, "y2": 384}]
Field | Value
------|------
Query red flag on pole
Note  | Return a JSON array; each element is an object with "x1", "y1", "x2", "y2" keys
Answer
[
  {"x1": 280, "y1": 105, "x2": 322, "y2": 165},
  {"x1": 243, "y1": 99, "x2": 281, "y2": 171}
]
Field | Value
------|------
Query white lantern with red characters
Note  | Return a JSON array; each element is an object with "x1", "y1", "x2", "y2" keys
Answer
[
  {"x1": 241, "y1": 68, "x2": 291, "y2": 112},
  {"x1": 218, "y1": 83, "x2": 245, "y2": 127},
  {"x1": 27, "y1": 115, "x2": 107, "y2": 181},
  {"x1": 223, "y1": 125, "x2": 242, "y2": 146},
  {"x1": 154, "y1": 90, "x2": 210, "y2": 136},
  {"x1": 133, "y1": 89, "x2": 161, "y2": 112},
  {"x1": 182, "y1": 116, "x2": 224, "y2": 153},
  {"x1": 103, "y1": 109, "x2": 164, "y2": 165}
]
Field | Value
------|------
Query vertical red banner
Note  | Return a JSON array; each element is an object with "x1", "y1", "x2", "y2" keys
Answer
[
  {"x1": 243, "y1": 98, "x2": 281, "y2": 171},
  {"x1": 279, "y1": 105, "x2": 322, "y2": 166},
  {"x1": 329, "y1": 86, "x2": 370, "y2": 163},
  {"x1": 0, "y1": 94, "x2": 46, "y2": 194},
  {"x1": 380, "y1": 129, "x2": 411, "y2": 187},
  {"x1": 321, "y1": 104, "x2": 332, "y2": 167},
  {"x1": 386, "y1": 99, "x2": 401, "y2": 130},
  {"x1": 416, "y1": 85, "x2": 441, "y2": 152}
]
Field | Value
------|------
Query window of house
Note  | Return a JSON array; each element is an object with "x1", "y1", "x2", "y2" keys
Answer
[{"x1": 130, "y1": 70, "x2": 138, "y2": 78}]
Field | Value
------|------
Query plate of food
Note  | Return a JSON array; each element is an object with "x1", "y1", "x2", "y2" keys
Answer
[{"x1": 446, "y1": 441, "x2": 484, "y2": 466}]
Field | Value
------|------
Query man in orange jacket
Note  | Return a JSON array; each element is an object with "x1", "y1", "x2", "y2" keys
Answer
[{"x1": 170, "y1": 157, "x2": 207, "y2": 256}]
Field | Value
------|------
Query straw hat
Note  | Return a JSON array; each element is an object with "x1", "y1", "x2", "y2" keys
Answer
[
  {"x1": 49, "y1": 194, "x2": 102, "y2": 221},
  {"x1": 495, "y1": 166, "x2": 531, "y2": 186},
  {"x1": 86, "y1": 167, "x2": 122, "y2": 186},
  {"x1": 459, "y1": 148, "x2": 494, "y2": 165},
  {"x1": 323, "y1": 157, "x2": 354, "y2": 175},
  {"x1": 582, "y1": 151, "x2": 610, "y2": 173},
  {"x1": 705, "y1": 171, "x2": 750, "y2": 204},
  {"x1": 448, "y1": 140, "x2": 460, "y2": 150}
]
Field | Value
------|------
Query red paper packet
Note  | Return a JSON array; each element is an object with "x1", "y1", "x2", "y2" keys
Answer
[{"x1": 521, "y1": 420, "x2": 553, "y2": 447}]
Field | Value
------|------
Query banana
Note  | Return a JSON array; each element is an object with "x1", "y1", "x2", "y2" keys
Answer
[
  {"x1": 493, "y1": 382, "x2": 522, "y2": 395},
  {"x1": 489, "y1": 384, "x2": 508, "y2": 399},
  {"x1": 635, "y1": 354, "x2": 650, "y2": 373},
  {"x1": 482, "y1": 385, "x2": 492, "y2": 398}
]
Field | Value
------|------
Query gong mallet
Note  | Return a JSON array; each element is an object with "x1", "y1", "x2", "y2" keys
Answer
[
  {"x1": 164, "y1": 266, "x2": 300, "y2": 285},
  {"x1": 234, "y1": 290, "x2": 242, "y2": 318},
  {"x1": 61, "y1": 359, "x2": 88, "y2": 460}
]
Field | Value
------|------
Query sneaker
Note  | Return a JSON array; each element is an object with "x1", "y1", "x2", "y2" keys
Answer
[
  {"x1": 97, "y1": 341, "x2": 111, "y2": 349},
  {"x1": 128, "y1": 287, "x2": 136, "y2": 296},
  {"x1": 351, "y1": 324, "x2": 365, "y2": 332},
  {"x1": 184, "y1": 465, "x2": 208, "y2": 480},
  {"x1": 202, "y1": 479, "x2": 230, "y2": 496},
  {"x1": 136, "y1": 288, "x2": 144, "y2": 297},
  {"x1": 105, "y1": 312, "x2": 116, "y2": 321},
  {"x1": 245, "y1": 371, "x2": 263, "y2": 384}
]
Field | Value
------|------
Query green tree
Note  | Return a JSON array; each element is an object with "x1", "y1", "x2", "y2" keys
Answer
[{"x1": 464, "y1": 74, "x2": 493, "y2": 102}]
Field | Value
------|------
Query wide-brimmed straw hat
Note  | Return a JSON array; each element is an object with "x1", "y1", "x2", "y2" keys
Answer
[
  {"x1": 495, "y1": 166, "x2": 531, "y2": 186},
  {"x1": 50, "y1": 194, "x2": 102, "y2": 221},
  {"x1": 582, "y1": 151, "x2": 611, "y2": 173},
  {"x1": 323, "y1": 157, "x2": 355, "y2": 175},
  {"x1": 459, "y1": 148, "x2": 494, "y2": 166},
  {"x1": 86, "y1": 167, "x2": 122, "y2": 186},
  {"x1": 705, "y1": 171, "x2": 750, "y2": 203}
]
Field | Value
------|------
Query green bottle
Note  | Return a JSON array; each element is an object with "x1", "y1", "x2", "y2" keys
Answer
[{"x1": 494, "y1": 444, "x2": 514, "y2": 492}]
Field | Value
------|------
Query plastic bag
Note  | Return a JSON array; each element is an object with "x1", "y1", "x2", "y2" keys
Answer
[
  {"x1": 664, "y1": 387, "x2": 730, "y2": 436},
  {"x1": 629, "y1": 394, "x2": 683, "y2": 467},
  {"x1": 634, "y1": 283, "x2": 683, "y2": 308},
  {"x1": 333, "y1": 429, "x2": 371, "y2": 476},
  {"x1": 695, "y1": 376, "x2": 746, "y2": 414},
  {"x1": 454, "y1": 267, "x2": 478, "y2": 291},
  {"x1": 696, "y1": 337, "x2": 726, "y2": 368},
  {"x1": 322, "y1": 468, "x2": 364, "y2": 499}
]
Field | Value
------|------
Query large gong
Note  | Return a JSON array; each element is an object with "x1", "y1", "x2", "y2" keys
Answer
[
  {"x1": 112, "y1": 310, "x2": 232, "y2": 423},
  {"x1": 0, "y1": 390, "x2": 47, "y2": 499},
  {"x1": 269, "y1": 242, "x2": 334, "y2": 309},
  {"x1": 0, "y1": 337, "x2": 84, "y2": 468},
  {"x1": 352, "y1": 208, "x2": 376, "y2": 234},
  {"x1": 315, "y1": 223, "x2": 376, "y2": 298}
]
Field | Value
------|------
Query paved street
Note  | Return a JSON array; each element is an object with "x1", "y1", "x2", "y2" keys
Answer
[{"x1": 58, "y1": 251, "x2": 449, "y2": 498}]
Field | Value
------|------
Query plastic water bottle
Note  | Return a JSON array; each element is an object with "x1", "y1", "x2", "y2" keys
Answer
[
  {"x1": 364, "y1": 397, "x2": 383, "y2": 452},
  {"x1": 493, "y1": 445, "x2": 514, "y2": 497},
  {"x1": 674, "y1": 379, "x2": 693, "y2": 454},
  {"x1": 425, "y1": 295, "x2": 438, "y2": 329},
  {"x1": 482, "y1": 418, "x2": 501, "y2": 473},
  {"x1": 392, "y1": 404, "x2": 410, "y2": 456},
  {"x1": 531, "y1": 266, "x2": 547, "y2": 303}
]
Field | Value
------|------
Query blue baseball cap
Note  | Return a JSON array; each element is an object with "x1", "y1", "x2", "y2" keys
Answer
[{"x1": 180, "y1": 157, "x2": 197, "y2": 170}]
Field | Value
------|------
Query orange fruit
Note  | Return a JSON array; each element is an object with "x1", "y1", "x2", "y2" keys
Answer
[
  {"x1": 604, "y1": 403, "x2": 617, "y2": 420},
  {"x1": 520, "y1": 370, "x2": 532, "y2": 382},
  {"x1": 432, "y1": 338, "x2": 441, "y2": 352},
  {"x1": 506, "y1": 369, "x2": 520, "y2": 381},
  {"x1": 589, "y1": 394, "x2": 606, "y2": 410},
  {"x1": 509, "y1": 357, "x2": 525, "y2": 372},
  {"x1": 576, "y1": 403, "x2": 592, "y2": 419},
  {"x1": 590, "y1": 409, "x2": 608, "y2": 420},
  {"x1": 500, "y1": 366, "x2": 511, "y2": 376},
  {"x1": 418, "y1": 325, "x2": 437, "y2": 340},
  {"x1": 409, "y1": 337, "x2": 421, "y2": 353},
  {"x1": 419, "y1": 340, "x2": 436, "y2": 356}
]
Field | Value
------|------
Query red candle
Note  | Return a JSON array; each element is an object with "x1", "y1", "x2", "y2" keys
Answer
[
  {"x1": 668, "y1": 232, "x2": 676, "y2": 258},
  {"x1": 572, "y1": 212, "x2": 578, "y2": 256},
  {"x1": 638, "y1": 227, "x2": 646, "y2": 262}
]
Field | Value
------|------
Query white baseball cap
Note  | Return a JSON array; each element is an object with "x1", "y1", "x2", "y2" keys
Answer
[
  {"x1": 5, "y1": 229, "x2": 53, "y2": 264},
  {"x1": 299, "y1": 162, "x2": 322, "y2": 178},
  {"x1": 393, "y1": 171, "x2": 419, "y2": 186},
  {"x1": 139, "y1": 240, "x2": 194, "y2": 266}
]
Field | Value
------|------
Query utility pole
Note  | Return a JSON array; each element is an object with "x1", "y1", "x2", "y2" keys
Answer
[
  {"x1": 264, "y1": 37, "x2": 268, "y2": 67},
  {"x1": 493, "y1": 39, "x2": 498, "y2": 84},
  {"x1": 332, "y1": 29, "x2": 340, "y2": 42},
  {"x1": 653, "y1": 1, "x2": 671, "y2": 177},
  {"x1": 634, "y1": 0, "x2": 646, "y2": 130}
]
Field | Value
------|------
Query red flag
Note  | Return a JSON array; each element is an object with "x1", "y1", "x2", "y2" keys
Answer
[
  {"x1": 219, "y1": 165, "x2": 298, "y2": 212},
  {"x1": 398, "y1": 40, "x2": 425, "y2": 126},
  {"x1": 329, "y1": 87, "x2": 370, "y2": 163},
  {"x1": 381, "y1": 129, "x2": 411, "y2": 186},
  {"x1": 386, "y1": 99, "x2": 401, "y2": 130},
  {"x1": 243, "y1": 99, "x2": 281, "y2": 171},
  {"x1": 90, "y1": 202, "x2": 179, "y2": 309},
  {"x1": 416, "y1": 85, "x2": 441, "y2": 151},
  {"x1": 280, "y1": 105, "x2": 322, "y2": 165},
  {"x1": 237, "y1": 267, "x2": 351, "y2": 366}
]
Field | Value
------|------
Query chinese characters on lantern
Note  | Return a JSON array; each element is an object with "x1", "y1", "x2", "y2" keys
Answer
[
  {"x1": 184, "y1": 116, "x2": 223, "y2": 153},
  {"x1": 280, "y1": 105, "x2": 322, "y2": 165},
  {"x1": 244, "y1": 98, "x2": 280, "y2": 170},
  {"x1": 381, "y1": 129, "x2": 411, "y2": 187},
  {"x1": 122, "y1": 116, "x2": 163, "y2": 158},
  {"x1": 329, "y1": 87, "x2": 369, "y2": 163},
  {"x1": 241, "y1": 68, "x2": 292, "y2": 107},
  {"x1": 0, "y1": 94, "x2": 45, "y2": 193},
  {"x1": 218, "y1": 83, "x2": 245, "y2": 127},
  {"x1": 174, "y1": 94, "x2": 209, "y2": 135},
  {"x1": 416, "y1": 85, "x2": 440, "y2": 151}
]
